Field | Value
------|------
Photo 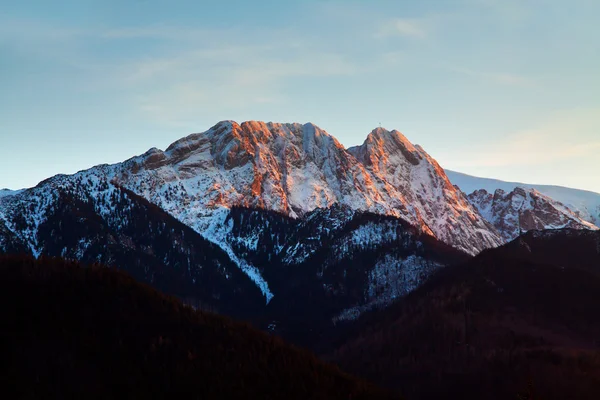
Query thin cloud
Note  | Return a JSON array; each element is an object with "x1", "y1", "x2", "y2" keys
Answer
[
  {"x1": 0, "y1": 16, "x2": 361, "y2": 127},
  {"x1": 126, "y1": 48, "x2": 359, "y2": 125},
  {"x1": 449, "y1": 108, "x2": 600, "y2": 168},
  {"x1": 450, "y1": 67, "x2": 533, "y2": 86},
  {"x1": 100, "y1": 26, "x2": 221, "y2": 41},
  {"x1": 457, "y1": 131, "x2": 600, "y2": 167},
  {"x1": 376, "y1": 18, "x2": 429, "y2": 38}
]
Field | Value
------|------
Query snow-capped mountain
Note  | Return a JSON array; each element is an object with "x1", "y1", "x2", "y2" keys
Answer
[
  {"x1": 347, "y1": 128, "x2": 501, "y2": 254},
  {"x1": 0, "y1": 179, "x2": 266, "y2": 317},
  {"x1": 467, "y1": 187, "x2": 598, "y2": 242},
  {"x1": 1, "y1": 120, "x2": 498, "y2": 307},
  {"x1": 446, "y1": 170, "x2": 600, "y2": 226},
  {"x1": 106, "y1": 121, "x2": 501, "y2": 256},
  {"x1": 0, "y1": 176, "x2": 468, "y2": 341}
]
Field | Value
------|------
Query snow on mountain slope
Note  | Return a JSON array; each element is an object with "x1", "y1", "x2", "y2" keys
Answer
[
  {"x1": 109, "y1": 121, "x2": 502, "y2": 255},
  {"x1": 0, "y1": 175, "x2": 267, "y2": 313},
  {"x1": 191, "y1": 206, "x2": 274, "y2": 302},
  {"x1": 0, "y1": 172, "x2": 276, "y2": 302},
  {"x1": 348, "y1": 128, "x2": 501, "y2": 254},
  {"x1": 333, "y1": 255, "x2": 443, "y2": 323},
  {"x1": 218, "y1": 207, "x2": 470, "y2": 333},
  {"x1": 0, "y1": 184, "x2": 60, "y2": 257},
  {"x1": 467, "y1": 187, "x2": 598, "y2": 242},
  {"x1": 0, "y1": 120, "x2": 502, "y2": 299},
  {"x1": 0, "y1": 218, "x2": 27, "y2": 254},
  {"x1": 446, "y1": 170, "x2": 600, "y2": 226}
]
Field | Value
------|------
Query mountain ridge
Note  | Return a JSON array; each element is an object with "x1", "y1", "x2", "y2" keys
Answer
[
  {"x1": 108, "y1": 120, "x2": 503, "y2": 256},
  {"x1": 1, "y1": 120, "x2": 495, "y2": 313},
  {"x1": 3, "y1": 120, "x2": 596, "y2": 307},
  {"x1": 446, "y1": 169, "x2": 600, "y2": 226},
  {"x1": 326, "y1": 228, "x2": 600, "y2": 400},
  {"x1": 467, "y1": 187, "x2": 598, "y2": 242}
]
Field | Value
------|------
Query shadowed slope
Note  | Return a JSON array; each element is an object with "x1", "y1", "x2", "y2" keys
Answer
[
  {"x1": 328, "y1": 230, "x2": 600, "y2": 400},
  {"x1": 1, "y1": 255, "x2": 398, "y2": 400}
]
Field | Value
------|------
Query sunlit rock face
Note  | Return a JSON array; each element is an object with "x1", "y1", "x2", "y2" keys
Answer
[
  {"x1": 112, "y1": 121, "x2": 503, "y2": 255},
  {"x1": 468, "y1": 187, "x2": 599, "y2": 242},
  {"x1": 446, "y1": 169, "x2": 600, "y2": 228},
  {"x1": 0, "y1": 120, "x2": 503, "y2": 301}
]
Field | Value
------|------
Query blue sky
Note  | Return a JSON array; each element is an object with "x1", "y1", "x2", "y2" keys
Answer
[{"x1": 1, "y1": 0, "x2": 599, "y2": 192}]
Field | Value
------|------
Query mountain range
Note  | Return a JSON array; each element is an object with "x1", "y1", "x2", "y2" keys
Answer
[
  {"x1": 2, "y1": 255, "x2": 396, "y2": 400},
  {"x1": 446, "y1": 170, "x2": 600, "y2": 227},
  {"x1": 3, "y1": 120, "x2": 600, "y2": 399},
  {"x1": 1, "y1": 121, "x2": 598, "y2": 318},
  {"x1": 327, "y1": 228, "x2": 600, "y2": 400}
]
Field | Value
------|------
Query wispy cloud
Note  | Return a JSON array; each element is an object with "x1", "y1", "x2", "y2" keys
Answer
[
  {"x1": 130, "y1": 49, "x2": 359, "y2": 125},
  {"x1": 450, "y1": 108, "x2": 600, "y2": 168},
  {"x1": 100, "y1": 25, "x2": 226, "y2": 41},
  {"x1": 450, "y1": 66, "x2": 533, "y2": 86},
  {"x1": 376, "y1": 18, "x2": 430, "y2": 39},
  {"x1": 457, "y1": 131, "x2": 600, "y2": 167},
  {"x1": 0, "y1": 15, "x2": 359, "y2": 125}
]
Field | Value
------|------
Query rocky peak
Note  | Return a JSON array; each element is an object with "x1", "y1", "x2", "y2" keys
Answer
[
  {"x1": 12, "y1": 120, "x2": 505, "y2": 255},
  {"x1": 492, "y1": 188, "x2": 506, "y2": 201},
  {"x1": 472, "y1": 188, "x2": 490, "y2": 197},
  {"x1": 349, "y1": 127, "x2": 421, "y2": 168}
]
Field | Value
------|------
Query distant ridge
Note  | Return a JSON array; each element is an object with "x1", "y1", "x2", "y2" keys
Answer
[{"x1": 446, "y1": 169, "x2": 600, "y2": 226}]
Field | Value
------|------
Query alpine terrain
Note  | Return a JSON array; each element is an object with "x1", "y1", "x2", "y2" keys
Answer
[
  {"x1": 327, "y1": 228, "x2": 600, "y2": 400},
  {"x1": 0, "y1": 120, "x2": 499, "y2": 307},
  {"x1": 467, "y1": 187, "x2": 598, "y2": 242},
  {"x1": 447, "y1": 170, "x2": 600, "y2": 231},
  {"x1": 2, "y1": 121, "x2": 599, "y2": 400}
]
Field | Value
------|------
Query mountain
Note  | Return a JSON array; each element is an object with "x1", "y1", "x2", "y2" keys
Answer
[
  {"x1": 346, "y1": 128, "x2": 501, "y2": 255},
  {"x1": 0, "y1": 218, "x2": 28, "y2": 254},
  {"x1": 69, "y1": 121, "x2": 500, "y2": 256},
  {"x1": 1, "y1": 120, "x2": 500, "y2": 305},
  {"x1": 326, "y1": 229, "x2": 600, "y2": 400},
  {"x1": 446, "y1": 169, "x2": 600, "y2": 226},
  {"x1": 221, "y1": 206, "x2": 470, "y2": 348},
  {"x1": 0, "y1": 178, "x2": 266, "y2": 318},
  {"x1": 0, "y1": 179, "x2": 469, "y2": 343},
  {"x1": 467, "y1": 187, "x2": 598, "y2": 242},
  {"x1": 1, "y1": 255, "x2": 398, "y2": 400}
]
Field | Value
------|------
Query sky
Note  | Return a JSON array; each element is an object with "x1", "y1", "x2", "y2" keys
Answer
[{"x1": 1, "y1": 0, "x2": 599, "y2": 192}]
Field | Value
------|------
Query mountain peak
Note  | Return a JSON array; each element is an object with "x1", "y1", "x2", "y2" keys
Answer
[
  {"x1": 349, "y1": 127, "x2": 422, "y2": 167},
  {"x1": 63, "y1": 119, "x2": 505, "y2": 254},
  {"x1": 213, "y1": 119, "x2": 239, "y2": 129},
  {"x1": 366, "y1": 127, "x2": 414, "y2": 146}
]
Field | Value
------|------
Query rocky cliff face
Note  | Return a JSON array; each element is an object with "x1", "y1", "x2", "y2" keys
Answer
[
  {"x1": 467, "y1": 187, "x2": 598, "y2": 242},
  {"x1": 446, "y1": 169, "x2": 600, "y2": 227},
  {"x1": 348, "y1": 128, "x2": 500, "y2": 255},
  {"x1": 108, "y1": 121, "x2": 502, "y2": 256}
]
